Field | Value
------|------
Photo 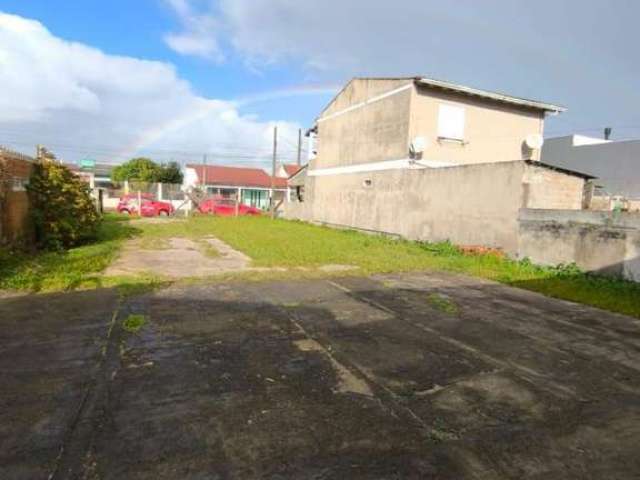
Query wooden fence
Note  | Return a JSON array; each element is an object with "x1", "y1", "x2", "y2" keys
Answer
[{"x1": 0, "y1": 147, "x2": 34, "y2": 245}]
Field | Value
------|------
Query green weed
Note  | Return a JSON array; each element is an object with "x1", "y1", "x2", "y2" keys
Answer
[
  {"x1": 427, "y1": 293, "x2": 459, "y2": 314},
  {"x1": 122, "y1": 314, "x2": 146, "y2": 333}
]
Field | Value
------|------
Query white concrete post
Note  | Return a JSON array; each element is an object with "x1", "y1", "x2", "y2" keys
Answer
[{"x1": 158, "y1": 183, "x2": 163, "y2": 200}]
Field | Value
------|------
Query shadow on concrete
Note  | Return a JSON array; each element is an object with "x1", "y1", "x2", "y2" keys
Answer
[
  {"x1": 2, "y1": 275, "x2": 640, "y2": 479},
  {"x1": 0, "y1": 286, "x2": 461, "y2": 479}
]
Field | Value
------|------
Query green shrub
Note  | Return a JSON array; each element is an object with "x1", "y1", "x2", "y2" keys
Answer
[{"x1": 27, "y1": 161, "x2": 100, "y2": 250}]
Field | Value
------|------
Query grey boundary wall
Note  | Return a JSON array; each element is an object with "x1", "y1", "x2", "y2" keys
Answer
[{"x1": 518, "y1": 209, "x2": 640, "y2": 282}]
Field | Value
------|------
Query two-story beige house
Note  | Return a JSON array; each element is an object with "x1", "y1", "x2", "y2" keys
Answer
[{"x1": 288, "y1": 77, "x2": 594, "y2": 253}]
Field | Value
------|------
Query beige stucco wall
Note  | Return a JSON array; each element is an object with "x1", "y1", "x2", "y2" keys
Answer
[
  {"x1": 295, "y1": 79, "x2": 587, "y2": 254},
  {"x1": 286, "y1": 161, "x2": 587, "y2": 254},
  {"x1": 314, "y1": 78, "x2": 413, "y2": 169},
  {"x1": 408, "y1": 85, "x2": 545, "y2": 164},
  {"x1": 522, "y1": 165, "x2": 585, "y2": 210},
  {"x1": 321, "y1": 78, "x2": 413, "y2": 117},
  {"x1": 314, "y1": 79, "x2": 547, "y2": 171},
  {"x1": 295, "y1": 161, "x2": 529, "y2": 253}
]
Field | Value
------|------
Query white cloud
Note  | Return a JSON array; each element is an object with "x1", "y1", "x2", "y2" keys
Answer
[
  {"x1": 0, "y1": 12, "x2": 302, "y2": 167},
  {"x1": 163, "y1": 0, "x2": 640, "y2": 139},
  {"x1": 163, "y1": 0, "x2": 223, "y2": 61}
]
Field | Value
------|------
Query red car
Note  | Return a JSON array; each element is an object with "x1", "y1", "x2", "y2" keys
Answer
[
  {"x1": 198, "y1": 198, "x2": 262, "y2": 216},
  {"x1": 117, "y1": 194, "x2": 174, "y2": 217}
]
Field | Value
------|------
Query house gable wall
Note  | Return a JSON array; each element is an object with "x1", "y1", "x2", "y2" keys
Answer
[
  {"x1": 408, "y1": 85, "x2": 545, "y2": 165},
  {"x1": 314, "y1": 78, "x2": 413, "y2": 170},
  {"x1": 314, "y1": 78, "x2": 547, "y2": 172}
]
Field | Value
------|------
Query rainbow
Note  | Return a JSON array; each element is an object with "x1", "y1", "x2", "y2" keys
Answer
[{"x1": 119, "y1": 83, "x2": 339, "y2": 160}]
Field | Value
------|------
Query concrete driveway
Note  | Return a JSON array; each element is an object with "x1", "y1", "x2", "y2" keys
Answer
[{"x1": 1, "y1": 272, "x2": 639, "y2": 479}]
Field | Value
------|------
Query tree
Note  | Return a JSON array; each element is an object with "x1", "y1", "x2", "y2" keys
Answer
[
  {"x1": 156, "y1": 161, "x2": 183, "y2": 184},
  {"x1": 111, "y1": 157, "x2": 160, "y2": 182},
  {"x1": 111, "y1": 158, "x2": 183, "y2": 184}
]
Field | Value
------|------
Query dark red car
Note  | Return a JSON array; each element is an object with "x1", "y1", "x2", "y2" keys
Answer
[
  {"x1": 198, "y1": 198, "x2": 262, "y2": 216},
  {"x1": 117, "y1": 194, "x2": 174, "y2": 217}
]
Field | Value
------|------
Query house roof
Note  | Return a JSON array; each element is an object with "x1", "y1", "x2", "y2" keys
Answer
[
  {"x1": 317, "y1": 76, "x2": 565, "y2": 122},
  {"x1": 282, "y1": 164, "x2": 303, "y2": 177},
  {"x1": 525, "y1": 160, "x2": 596, "y2": 180},
  {"x1": 415, "y1": 77, "x2": 566, "y2": 113},
  {"x1": 287, "y1": 164, "x2": 308, "y2": 186},
  {"x1": 187, "y1": 164, "x2": 288, "y2": 189}
]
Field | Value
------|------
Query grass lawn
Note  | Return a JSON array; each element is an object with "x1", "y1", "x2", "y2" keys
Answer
[
  {"x1": 1, "y1": 213, "x2": 639, "y2": 318},
  {"x1": 0, "y1": 215, "x2": 138, "y2": 292}
]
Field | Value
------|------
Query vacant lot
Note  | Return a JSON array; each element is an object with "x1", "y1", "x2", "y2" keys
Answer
[
  {"x1": 1, "y1": 214, "x2": 640, "y2": 318},
  {"x1": 2, "y1": 272, "x2": 639, "y2": 478}
]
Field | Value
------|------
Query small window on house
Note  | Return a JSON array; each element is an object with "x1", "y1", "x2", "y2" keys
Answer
[{"x1": 437, "y1": 104, "x2": 465, "y2": 141}]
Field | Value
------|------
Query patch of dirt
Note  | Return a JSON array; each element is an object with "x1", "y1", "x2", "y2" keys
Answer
[{"x1": 104, "y1": 236, "x2": 251, "y2": 278}]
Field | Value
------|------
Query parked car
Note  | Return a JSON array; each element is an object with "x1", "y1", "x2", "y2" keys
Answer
[
  {"x1": 117, "y1": 194, "x2": 174, "y2": 217},
  {"x1": 198, "y1": 197, "x2": 262, "y2": 216}
]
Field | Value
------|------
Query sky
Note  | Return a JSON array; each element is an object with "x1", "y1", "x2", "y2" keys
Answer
[{"x1": 0, "y1": 0, "x2": 639, "y2": 169}]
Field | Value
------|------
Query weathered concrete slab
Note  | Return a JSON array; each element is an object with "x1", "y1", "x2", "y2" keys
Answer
[
  {"x1": 104, "y1": 236, "x2": 251, "y2": 278},
  {"x1": 2, "y1": 272, "x2": 640, "y2": 479}
]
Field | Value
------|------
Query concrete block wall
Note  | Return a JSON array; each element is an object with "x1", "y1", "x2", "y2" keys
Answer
[
  {"x1": 523, "y1": 166, "x2": 585, "y2": 210},
  {"x1": 518, "y1": 209, "x2": 640, "y2": 282}
]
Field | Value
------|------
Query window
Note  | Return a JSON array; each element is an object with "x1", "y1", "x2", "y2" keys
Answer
[{"x1": 437, "y1": 104, "x2": 465, "y2": 141}]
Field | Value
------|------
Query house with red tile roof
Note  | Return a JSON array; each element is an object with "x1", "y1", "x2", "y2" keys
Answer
[
  {"x1": 276, "y1": 163, "x2": 303, "y2": 179},
  {"x1": 184, "y1": 164, "x2": 288, "y2": 210}
]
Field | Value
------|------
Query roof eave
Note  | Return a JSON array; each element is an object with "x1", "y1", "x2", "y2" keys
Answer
[{"x1": 416, "y1": 78, "x2": 566, "y2": 113}]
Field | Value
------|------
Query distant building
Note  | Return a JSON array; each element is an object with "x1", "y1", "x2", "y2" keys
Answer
[
  {"x1": 542, "y1": 134, "x2": 640, "y2": 210},
  {"x1": 285, "y1": 76, "x2": 595, "y2": 253},
  {"x1": 276, "y1": 163, "x2": 303, "y2": 178},
  {"x1": 184, "y1": 164, "x2": 287, "y2": 210},
  {"x1": 65, "y1": 162, "x2": 116, "y2": 190}
]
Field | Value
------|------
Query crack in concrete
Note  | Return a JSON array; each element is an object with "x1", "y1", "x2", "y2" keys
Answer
[
  {"x1": 48, "y1": 300, "x2": 123, "y2": 480},
  {"x1": 326, "y1": 279, "x2": 583, "y2": 402},
  {"x1": 279, "y1": 302, "x2": 431, "y2": 432}
]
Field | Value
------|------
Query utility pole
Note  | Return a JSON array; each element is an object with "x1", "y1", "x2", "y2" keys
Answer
[
  {"x1": 202, "y1": 153, "x2": 207, "y2": 192},
  {"x1": 271, "y1": 125, "x2": 277, "y2": 218},
  {"x1": 296, "y1": 128, "x2": 302, "y2": 166}
]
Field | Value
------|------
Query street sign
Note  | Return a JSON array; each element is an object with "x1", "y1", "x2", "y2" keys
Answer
[{"x1": 80, "y1": 158, "x2": 95, "y2": 169}]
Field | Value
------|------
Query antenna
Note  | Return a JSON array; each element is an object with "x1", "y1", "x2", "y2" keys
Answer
[
  {"x1": 525, "y1": 134, "x2": 544, "y2": 150},
  {"x1": 409, "y1": 136, "x2": 427, "y2": 155}
]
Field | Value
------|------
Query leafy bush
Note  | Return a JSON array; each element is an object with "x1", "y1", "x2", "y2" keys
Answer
[{"x1": 27, "y1": 161, "x2": 100, "y2": 250}]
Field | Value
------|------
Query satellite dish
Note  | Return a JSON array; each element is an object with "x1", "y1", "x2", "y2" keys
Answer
[
  {"x1": 525, "y1": 133, "x2": 544, "y2": 150},
  {"x1": 410, "y1": 136, "x2": 427, "y2": 154}
]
